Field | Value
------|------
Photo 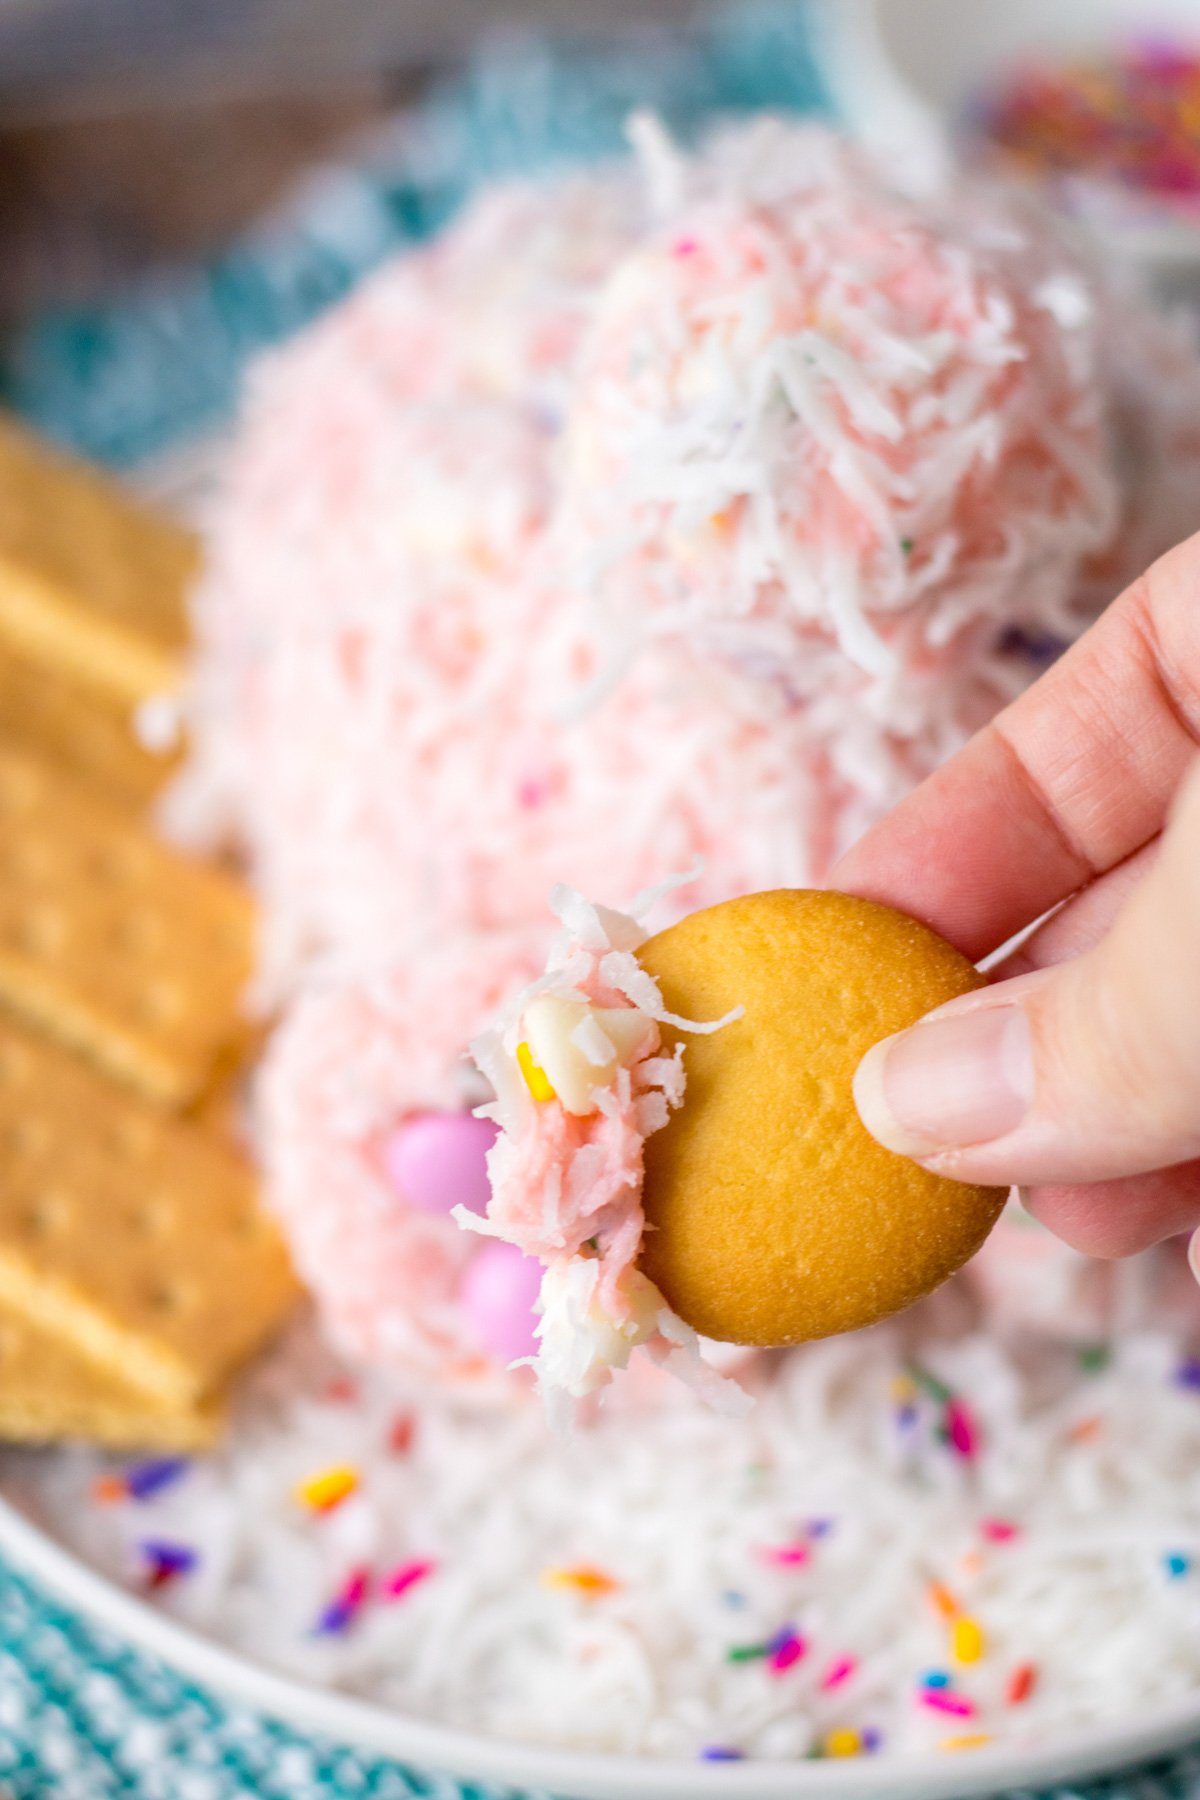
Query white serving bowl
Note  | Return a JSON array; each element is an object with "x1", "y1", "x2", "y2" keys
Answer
[
  {"x1": 820, "y1": 0, "x2": 1200, "y2": 271},
  {"x1": 4, "y1": 1484, "x2": 1200, "y2": 1800}
]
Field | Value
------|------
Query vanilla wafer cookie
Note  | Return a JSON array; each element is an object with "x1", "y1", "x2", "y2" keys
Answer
[
  {"x1": 0, "y1": 1013, "x2": 297, "y2": 1408},
  {"x1": 0, "y1": 745, "x2": 253, "y2": 1105},
  {"x1": 0, "y1": 1303, "x2": 221, "y2": 1450},
  {"x1": 0, "y1": 412, "x2": 195, "y2": 702},
  {"x1": 0, "y1": 642, "x2": 180, "y2": 811}
]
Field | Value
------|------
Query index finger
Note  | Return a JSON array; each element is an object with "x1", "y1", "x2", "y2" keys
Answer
[{"x1": 831, "y1": 531, "x2": 1200, "y2": 961}]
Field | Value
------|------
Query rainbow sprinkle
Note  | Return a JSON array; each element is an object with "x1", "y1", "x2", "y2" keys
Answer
[
  {"x1": 383, "y1": 1558, "x2": 436, "y2": 1600},
  {"x1": 906, "y1": 1362, "x2": 953, "y2": 1404},
  {"x1": 891, "y1": 1373, "x2": 920, "y2": 1431},
  {"x1": 1164, "y1": 1551, "x2": 1192, "y2": 1580},
  {"x1": 944, "y1": 1399, "x2": 978, "y2": 1460},
  {"x1": 314, "y1": 1565, "x2": 370, "y2": 1635},
  {"x1": 821, "y1": 1654, "x2": 856, "y2": 1691},
  {"x1": 904, "y1": 1364, "x2": 980, "y2": 1458},
  {"x1": 295, "y1": 1463, "x2": 360, "y2": 1514},
  {"x1": 951, "y1": 1616, "x2": 985, "y2": 1666},
  {"x1": 1006, "y1": 1662, "x2": 1037, "y2": 1705},
  {"x1": 761, "y1": 1542, "x2": 811, "y2": 1568},
  {"x1": 94, "y1": 1458, "x2": 188, "y2": 1505},
  {"x1": 921, "y1": 1688, "x2": 975, "y2": 1719},
  {"x1": 388, "y1": 1414, "x2": 416, "y2": 1454},
  {"x1": 541, "y1": 1564, "x2": 619, "y2": 1597},
  {"x1": 928, "y1": 1581, "x2": 960, "y2": 1622},
  {"x1": 138, "y1": 1539, "x2": 197, "y2": 1590},
  {"x1": 921, "y1": 1670, "x2": 951, "y2": 1690},
  {"x1": 823, "y1": 1728, "x2": 861, "y2": 1758},
  {"x1": 516, "y1": 774, "x2": 551, "y2": 810},
  {"x1": 700, "y1": 1746, "x2": 743, "y2": 1761},
  {"x1": 767, "y1": 1627, "x2": 807, "y2": 1674},
  {"x1": 978, "y1": 45, "x2": 1200, "y2": 209},
  {"x1": 939, "y1": 1732, "x2": 992, "y2": 1753},
  {"x1": 517, "y1": 1040, "x2": 555, "y2": 1102},
  {"x1": 125, "y1": 1457, "x2": 189, "y2": 1501},
  {"x1": 980, "y1": 1517, "x2": 1019, "y2": 1543}
]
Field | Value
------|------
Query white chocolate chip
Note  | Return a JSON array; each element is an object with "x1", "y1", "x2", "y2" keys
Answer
[{"x1": 523, "y1": 996, "x2": 656, "y2": 1116}]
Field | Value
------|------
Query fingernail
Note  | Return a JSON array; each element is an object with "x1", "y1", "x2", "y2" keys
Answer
[
  {"x1": 854, "y1": 1004, "x2": 1034, "y2": 1157},
  {"x1": 1188, "y1": 1229, "x2": 1200, "y2": 1289}
]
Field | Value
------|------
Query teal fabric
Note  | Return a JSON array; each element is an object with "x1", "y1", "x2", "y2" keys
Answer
[
  {"x1": 4, "y1": 1553, "x2": 1200, "y2": 1798},
  {"x1": 2, "y1": 6, "x2": 1200, "y2": 1793},
  {"x1": 0, "y1": 1562, "x2": 528, "y2": 1798},
  {"x1": 0, "y1": 2, "x2": 829, "y2": 469}
]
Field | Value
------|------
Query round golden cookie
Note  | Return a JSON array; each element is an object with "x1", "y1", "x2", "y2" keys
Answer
[{"x1": 637, "y1": 889, "x2": 1006, "y2": 1346}]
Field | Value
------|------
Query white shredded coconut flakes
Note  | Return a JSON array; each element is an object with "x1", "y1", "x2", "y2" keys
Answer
[{"x1": 9, "y1": 1278, "x2": 1200, "y2": 1759}]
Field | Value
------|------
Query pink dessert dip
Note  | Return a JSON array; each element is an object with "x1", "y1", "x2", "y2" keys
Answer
[{"x1": 461, "y1": 879, "x2": 748, "y2": 1423}]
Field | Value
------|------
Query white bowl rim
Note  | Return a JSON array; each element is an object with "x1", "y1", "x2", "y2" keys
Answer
[{"x1": 3, "y1": 1486, "x2": 1200, "y2": 1800}]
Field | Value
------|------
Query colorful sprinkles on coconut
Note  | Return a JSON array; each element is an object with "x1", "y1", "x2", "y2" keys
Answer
[
  {"x1": 978, "y1": 43, "x2": 1200, "y2": 211},
  {"x1": 294, "y1": 1462, "x2": 360, "y2": 1514},
  {"x1": 93, "y1": 1457, "x2": 189, "y2": 1505},
  {"x1": 383, "y1": 1558, "x2": 436, "y2": 1600},
  {"x1": 39, "y1": 1287, "x2": 1200, "y2": 1758},
  {"x1": 314, "y1": 1566, "x2": 371, "y2": 1636},
  {"x1": 138, "y1": 1539, "x2": 198, "y2": 1590}
]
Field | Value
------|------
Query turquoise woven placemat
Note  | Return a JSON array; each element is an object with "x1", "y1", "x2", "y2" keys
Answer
[
  {"x1": 0, "y1": 1561, "x2": 521, "y2": 1800},
  {"x1": 4, "y1": 1552, "x2": 1200, "y2": 1800},
  {"x1": 3, "y1": 6, "x2": 1200, "y2": 1793},
  {"x1": 0, "y1": 0, "x2": 830, "y2": 469}
]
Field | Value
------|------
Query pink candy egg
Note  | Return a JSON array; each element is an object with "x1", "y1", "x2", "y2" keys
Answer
[
  {"x1": 381, "y1": 1112, "x2": 497, "y2": 1216},
  {"x1": 459, "y1": 1241, "x2": 543, "y2": 1364}
]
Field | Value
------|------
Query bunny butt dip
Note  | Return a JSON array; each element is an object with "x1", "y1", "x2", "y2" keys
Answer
[
  {"x1": 169, "y1": 120, "x2": 1200, "y2": 1006},
  {"x1": 177, "y1": 117, "x2": 1200, "y2": 1394},
  {"x1": 25, "y1": 110, "x2": 1200, "y2": 1772},
  {"x1": 461, "y1": 879, "x2": 749, "y2": 1425}
]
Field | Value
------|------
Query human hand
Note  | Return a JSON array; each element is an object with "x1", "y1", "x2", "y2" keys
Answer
[{"x1": 832, "y1": 531, "x2": 1200, "y2": 1265}]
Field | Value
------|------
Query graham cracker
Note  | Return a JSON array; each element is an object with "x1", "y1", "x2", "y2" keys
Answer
[
  {"x1": 0, "y1": 641, "x2": 181, "y2": 812},
  {"x1": 0, "y1": 1303, "x2": 221, "y2": 1451},
  {"x1": 187, "y1": 1060, "x2": 252, "y2": 1144},
  {"x1": 0, "y1": 745, "x2": 254, "y2": 1106},
  {"x1": 0, "y1": 412, "x2": 195, "y2": 704},
  {"x1": 0, "y1": 1011, "x2": 297, "y2": 1408}
]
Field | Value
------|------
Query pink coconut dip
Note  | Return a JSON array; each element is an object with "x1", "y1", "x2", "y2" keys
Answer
[
  {"x1": 461, "y1": 879, "x2": 748, "y2": 1423},
  {"x1": 190, "y1": 120, "x2": 1200, "y2": 1380}
]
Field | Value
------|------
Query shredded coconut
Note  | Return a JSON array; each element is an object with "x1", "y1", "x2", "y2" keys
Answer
[
  {"x1": 169, "y1": 119, "x2": 1200, "y2": 1008},
  {"x1": 178, "y1": 116, "x2": 1200, "y2": 1394},
  {"x1": 82, "y1": 117, "x2": 1200, "y2": 1766},
  {"x1": 13, "y1": 1266, "x2": 1200, "y2": 1760},
  {"x1": 459, "y1": 882, "x2": 745, "y2": 1424}
]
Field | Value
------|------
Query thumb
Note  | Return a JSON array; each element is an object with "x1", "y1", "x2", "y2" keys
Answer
[{"x1": 853, "y1": 757, "x2": 1200, "y2": 1187}]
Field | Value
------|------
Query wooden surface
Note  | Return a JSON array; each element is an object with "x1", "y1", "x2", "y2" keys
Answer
[{"x1": 0, "y1": 85, "x2": 395, "y2": 321}]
